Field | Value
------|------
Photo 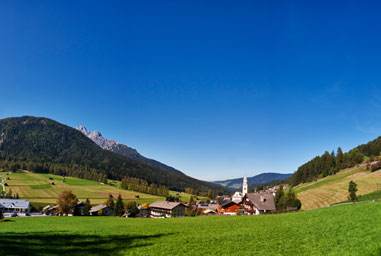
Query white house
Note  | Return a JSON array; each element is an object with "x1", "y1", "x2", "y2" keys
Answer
[
  {"x1": 149, "y1": 201, "x2": 186, "y2": 218},
  {"x1": 0, "y1": 199, "x2": 30, "y2": 213}
]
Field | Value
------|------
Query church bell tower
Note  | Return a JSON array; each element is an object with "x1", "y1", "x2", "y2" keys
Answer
[{"x1": 243, "y1": 176, "x2": 248, "y2": 194}]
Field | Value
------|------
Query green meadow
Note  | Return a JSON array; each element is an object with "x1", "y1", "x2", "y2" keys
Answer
[
  {"x1": 1, "y1": 202, "x2": 381, "y2": 255},
  {"x1": 0, "y1": 171, "x2": 201, "y2": 206}
]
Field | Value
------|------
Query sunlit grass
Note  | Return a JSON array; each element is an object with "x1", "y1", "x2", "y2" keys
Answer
[{"x1": 1, "y1": 202, "x2": 381, "y2": 255}]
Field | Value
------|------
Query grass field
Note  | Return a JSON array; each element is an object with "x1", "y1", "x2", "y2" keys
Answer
[
  {"x1": 1, "y1": 202, "x2": 381, "y2": 255},
  {"x1": 295, "y1": 165, "x2": 381, "y2": 210},
  {"x1": 0, "y1": 171, "x2": 200, "y2": 206}
]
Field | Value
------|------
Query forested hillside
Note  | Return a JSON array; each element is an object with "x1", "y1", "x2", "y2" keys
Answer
[
  {"x1": 0, "y1": 116, "x2": 226, "y2": 194},
  {"x1": 291, "y1": 136, "x2": 381, "y2": 185}
]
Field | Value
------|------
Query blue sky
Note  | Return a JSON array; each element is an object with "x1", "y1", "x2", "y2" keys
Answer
[{"x1": 1, "y1": 1, "x2": 381, "y2": 181}]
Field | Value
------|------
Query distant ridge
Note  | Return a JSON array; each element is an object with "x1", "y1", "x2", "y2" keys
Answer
[
  {"x1": 0, "y1": 116, "x2": 227, "y2": 193},
  {"x1": 212, "y1": 172, "x2": 293, "y2": 190},
  {"x1": 76, "y1": 125, "x2": 184, "y2": 175}
]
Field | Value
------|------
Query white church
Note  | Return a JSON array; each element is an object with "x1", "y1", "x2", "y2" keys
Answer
[{"x1": 232, "y1": 176, "x2": 248, "y2": 203}]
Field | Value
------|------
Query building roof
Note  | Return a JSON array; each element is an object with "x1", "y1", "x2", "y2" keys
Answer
[
  {"x1": 0, "y1": 199, "x2": 30, "y2": 209},
  {"x1": 245, "y1": 193, "x2": 276, "y2": 211},
  {"x1": 217, "y1": 199, "x2": 239, "y2": 208},
  {"x1": 203, "y1": 208, "x2": 217, "y2": 214},
  {"x1": 89, "y1": 204, "x2": 109, "y2": 213},
  {"x1": 149, "y1": 201, "x2": 185, "y2": 210}
]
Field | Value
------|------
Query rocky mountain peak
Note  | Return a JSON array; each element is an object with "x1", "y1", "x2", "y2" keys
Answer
[
  {"x1": 76, "y1": 125, "x2": 89, "y2": 136},
  {"x1": 76, "y1": 126, "x2": 118, "y2": 150}
]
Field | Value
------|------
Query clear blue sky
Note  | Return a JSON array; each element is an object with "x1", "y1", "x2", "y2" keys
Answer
[{"x1": 1, "y1": 1, "x2": 381, "y2": 181}]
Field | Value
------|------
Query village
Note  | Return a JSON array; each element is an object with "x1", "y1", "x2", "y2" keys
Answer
[{"x1": 0, "y1": 177, "x2": 297, "y2": 218}]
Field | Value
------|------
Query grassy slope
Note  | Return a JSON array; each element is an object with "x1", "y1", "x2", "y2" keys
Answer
[
  {"x1": 295, "y1": 164, "x2": 381, "y2": 209},
  {"x1": 0, "y1": 171, "x2": 201, "y2": 205},
  {"x1": 1, "y1": 202, "x2": 381, "y2": 255}
]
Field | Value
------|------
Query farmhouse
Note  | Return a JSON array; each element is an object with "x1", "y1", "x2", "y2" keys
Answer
[
  {"x1": 241, "y1": 193, "x2": 276, "y2": 215},
  {"x1": 149, "y1": 201, "x2": 186, "y2": 218},
  {"x1": 89, "y1": 204, "x2": 113, "y2": 216},
  {"x1": 217, "y1": 199, "x2": 240, "y2": 215},
  {"x1": 0, "y1": 199, "x2": 30, "y2": 213}
]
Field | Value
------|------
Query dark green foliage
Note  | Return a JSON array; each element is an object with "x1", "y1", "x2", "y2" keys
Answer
[
  {"x1": 291, "y1": 136, "x2": 381, "y2": 186},
  {"x1": 274, "y1": 185, "x2": 284, "y2": 210},
  {"x1": 275, "y1": 186, "x2": 301, "y2": 211},
  {"x1": 0, "y1": 116, "x2": 227, "y2": 194},
  {"x1": 207, "y1": 189, "x2": 215, "y2": 199},
  {"x1": 114, "y1": 194, "x2": 124, "y2": 216},
  {"x1": 166, "y1": 195, "x2": 180, "y2": 202},
  {"x1": 348, "y1": 180, "x2": 358, "y2": 202},
  {"x1": 106, "y1": 194, "x2": 115, "y2": 209},
  {"x1": 0, "y1": 211, "x2": 3, "y2": 220},
  {"x1": 120, "y1": 177, "x2": 169, "y2": 197},
  {"x1": 83, "y1": 198, "x2": 91, "y2": 216},
  {"x1": 124, "y1": 201, "x2": 139, "y2": 217},
  {"x1": 291, "y1": 146, "x2": 365, "y2": 186}
]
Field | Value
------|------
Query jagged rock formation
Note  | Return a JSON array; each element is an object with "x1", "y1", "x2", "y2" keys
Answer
[{"x1": 76, "y1": 125, "x2": 184, "y2": 175}]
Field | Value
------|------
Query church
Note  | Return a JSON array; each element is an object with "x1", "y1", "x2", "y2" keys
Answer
[
  {"x1": 231, "y1": 176, "x2": 248, "y2": 203},
  {"x1": 219, "y1": 176, "x2": 276, "y2": 215}
]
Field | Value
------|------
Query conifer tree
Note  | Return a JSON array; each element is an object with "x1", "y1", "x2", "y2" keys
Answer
[
  {"x1": 106, "y1": 194, "x2": 115, "y2": 209},
  {"x1": 275, "y1": 185, "x2": 284, "y2": 211},
  {"x1": 348, "y1": 180, "x2": 358, "y2": 202},
  {"x1": 114, "y1": 194, "x2": 124, "y2": 216},
  {"x1": 83, "y1": 198, "x2": 91, "y2": 216}
]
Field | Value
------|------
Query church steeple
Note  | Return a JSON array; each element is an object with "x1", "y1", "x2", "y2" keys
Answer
[{"x1": 242, "y1": 176, "x2": 248, "y2": 194}]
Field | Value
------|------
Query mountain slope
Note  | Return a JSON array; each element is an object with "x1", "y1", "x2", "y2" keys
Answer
[
  {"x1": 212, "y1": 172, "x2": 293, "y2": 190},
  {"x1": 290, "y1": 136, "x2": 381, "y2": 186},
  {"x1": 76, "y1": 125, "x2": 184, "y2": 174},
  {"x1": 294, "y1": 164, "x2": 381, "y2": 210},
  {"x1": 0, "y1": 116, "x2": 226, "y2": 193}
]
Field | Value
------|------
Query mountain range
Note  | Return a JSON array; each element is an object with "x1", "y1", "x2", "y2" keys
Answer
[
  {"x1": 0, "y1": 116, "x2": 227, "y2": 193},
  {"x1": 212, "y1": 172, "x2": 293, "y2": 190},
  {"x1": 76, "y1": 125, "x2": 184, "y2": 175}
]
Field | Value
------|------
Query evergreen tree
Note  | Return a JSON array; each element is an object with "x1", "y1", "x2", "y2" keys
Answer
[
  {"x1": 274, "y1": 185, "x2": 284, "y2": 211},
  {"x1": 336, "y1": 147, "x2": 344, "y2": 170},
  {"x1": 348, "y1": 180, "x2": 358, "y2": 202},
  {"x1": 83, "y1": 198, "x2": 91, "y2": 216},
  {"x1": 124, "y1": 201, "x2": 139, "y2": 217},
  {"x1": 114, "y1": 193, "x2": 124, "y2": 216},
  {"x1": 106, "y1": 194, "x2": 115, "y2": 209}
]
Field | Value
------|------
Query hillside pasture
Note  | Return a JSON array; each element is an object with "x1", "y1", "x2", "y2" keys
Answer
[
  {"x1": 295, "y1": 166, "x2": 381, "y2": 209},
  {"x1": 1, "y1": 202, "x2": 381, "y2": 255},
  {"x1": 0, "y1": 171, "x2": 165, "y2": 205},
  {"x1": 0, "y1": 171, "x2": 203, "y2": 205}
]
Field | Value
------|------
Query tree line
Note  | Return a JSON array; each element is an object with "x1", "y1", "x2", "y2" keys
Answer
[
  {"x1": 120, "y1": 177, "x2": 169, "y2": 197},
  {"x1": 291, "y1": 136, "x2": 381, "y2": 186}
]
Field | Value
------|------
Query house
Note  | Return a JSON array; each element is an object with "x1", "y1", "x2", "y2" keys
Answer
[
  {"x1": 149, "y1": 201, "x2": 186, "y2": 218},
  {"x1": 217, "y1": 199, "x2": 240, "y2": 215},
  {"x1": 72, "y1": 201, "x2": 85, "y2": 216},
  {"x1": 203, "y1": 208, "x2": 217, "y2": 216},
  {"x1": 0, "y1": 199, "x2": 30, "y2": 213},
  {"x1": 136, "y1": 205, "x2": 150, "y2": 218},
  {"x1": 42, "y1": 205, "x2": 58, "y2": 215},
  {"x1": 241, "y1": 193, "x2": 276, "y2": 215},
  {"x1": 89, "y1": 204, "x2": 113, "y2": 216}
]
